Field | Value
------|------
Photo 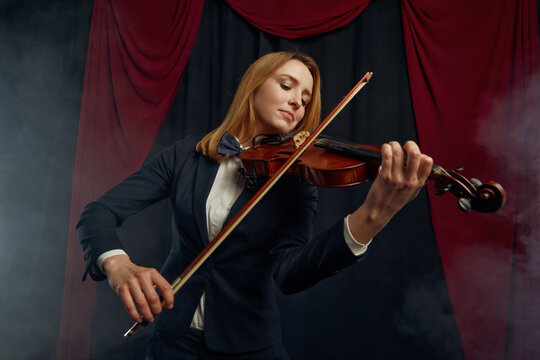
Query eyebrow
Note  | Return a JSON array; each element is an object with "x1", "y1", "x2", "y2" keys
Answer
[{"x1": 277, "y1": 73, "x2": 312, "y2": 98}]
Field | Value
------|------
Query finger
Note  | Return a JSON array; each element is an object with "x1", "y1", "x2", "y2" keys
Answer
[
  {"x1": 389, "y1": 141, "x2": 404, "y2": 181},
  {"x1": 151, "y1": 271, "x2": 174, "y2": 310},
  {"x1": 403, "y1": 141, "x2": 421, "y2": 181},
  {"x1": 418, "y1": 154, "x2": 433, "y2": 182},
  {"x1": 117, "y1": 285, "x2": 144, "y2": 323},
  {"x1": 128, "y1": 279, "x2": 155, "y2": 323},
  {"x1": 138, "y1": 271, "x2": 164, "y2": 316},
  {"x1": 379, "y1": 143, "x2": 393, "y2": 181}
]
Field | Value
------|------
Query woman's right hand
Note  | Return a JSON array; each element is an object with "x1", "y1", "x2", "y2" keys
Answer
[{"x1": 102, "y1": 254, "x2": 174, "y2": 324}]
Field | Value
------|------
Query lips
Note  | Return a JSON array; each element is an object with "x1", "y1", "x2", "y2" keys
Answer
[{"x1": 279, "y1": 110, "x2": 294, "y2": 122}]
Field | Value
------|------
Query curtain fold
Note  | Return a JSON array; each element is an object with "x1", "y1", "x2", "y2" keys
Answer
[
  {"x1": 401, "y1": 0, "x2": 539, "y2": 359},
  {"x1": 225, "y1": 0, "x2": 371, "y2": 39},
  {"x1": 57, "y1": 1, "x2": 205, "y2": 359}
]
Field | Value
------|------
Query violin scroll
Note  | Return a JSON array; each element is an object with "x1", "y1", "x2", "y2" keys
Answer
[{"x1": 431, "y1": 166, "x2": 506, "y2": 213}]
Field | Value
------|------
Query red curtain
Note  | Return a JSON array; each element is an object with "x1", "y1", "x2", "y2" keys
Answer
[
  {"x1": 401, "y1": 0, "x2": 539, "y2": 359},
  {"x1": 57, "y1": 1, "x2": 205, "y2": 359},
  {"x1": 225, "y1": 0, "x2": 371, "y2": 39}
]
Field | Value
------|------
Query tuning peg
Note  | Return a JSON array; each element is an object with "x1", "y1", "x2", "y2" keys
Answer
[
  {"x1": 458, "y1": 198, "x2": 472, "y2": 212},
  {"x1": 435, "y1": 184, "x2": 452, "y2": 195},
  {"x1": 469, "y1": 178, "x2": 482, "y2": 187},
  {"x1": 452, "y1": 166, "x2": 464, "y2": 173}
]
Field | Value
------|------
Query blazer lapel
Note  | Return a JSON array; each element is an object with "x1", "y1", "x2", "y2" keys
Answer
[
  {"x1": 193, "y1": 154, "x2": 219, "y2": 245},
  {"x1": 222, "y1": 177, "x2": 263, "y2": 232}
]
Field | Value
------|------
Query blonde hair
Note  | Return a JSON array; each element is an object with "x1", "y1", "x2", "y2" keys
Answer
[{"x1": 196, "y1": 51, "x2": 321, "y2": 162}]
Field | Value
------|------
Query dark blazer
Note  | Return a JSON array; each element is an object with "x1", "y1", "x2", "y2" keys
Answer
[{"x1": 77, "y1": 136, "x2": 362, "y2": 353}]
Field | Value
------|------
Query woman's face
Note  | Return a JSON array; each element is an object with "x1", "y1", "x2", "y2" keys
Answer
[{"x1": 252, "y1": 60, "x2": 313, "y2": 137}]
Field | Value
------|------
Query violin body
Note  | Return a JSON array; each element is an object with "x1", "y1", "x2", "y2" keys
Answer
[{"x1": 240, "y1": 140, "x2": 380, "y2": 187}]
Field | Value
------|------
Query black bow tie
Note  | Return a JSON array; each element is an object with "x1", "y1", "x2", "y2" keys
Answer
[{"x1": 217, "y1": 132, "x2": 243, "y2": 156}]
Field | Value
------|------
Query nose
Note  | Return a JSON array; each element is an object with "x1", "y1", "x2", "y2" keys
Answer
[{"x1": 288, "y1": 91, "x2": 301, "y2": 109}]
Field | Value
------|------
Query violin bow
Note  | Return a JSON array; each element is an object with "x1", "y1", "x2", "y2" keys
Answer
[{"x1": 124, "y1": 72, "x2": 373, "y2": 337}]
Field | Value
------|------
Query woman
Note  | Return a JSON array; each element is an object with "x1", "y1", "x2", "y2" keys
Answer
[{"x1": 77, "y1": 51, "x2": 433, "y2": 359}]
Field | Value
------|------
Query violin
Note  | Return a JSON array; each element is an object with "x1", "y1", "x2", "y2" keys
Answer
[
  {"x1": 124, "y1": 72, "x2": 505, "y2": 337},
  {"x1": 239, "y1": 133, "x2": 506, "y2": 213}
]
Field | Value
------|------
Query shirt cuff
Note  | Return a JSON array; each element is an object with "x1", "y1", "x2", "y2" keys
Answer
[
  {"x1": 96, "y1": 249, "x2": 128, "y2": 274},
  {"x1": 343, "y1": 214, "x2": 372, "y2": 256}
]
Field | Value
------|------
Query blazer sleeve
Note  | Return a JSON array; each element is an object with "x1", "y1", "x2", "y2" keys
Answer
[
  {"x1": 269, "y1": 178, "x2": 365, "y2": 295},
  {"x1": 76, "y1": 137, "x2": 195, "y2": 281}
]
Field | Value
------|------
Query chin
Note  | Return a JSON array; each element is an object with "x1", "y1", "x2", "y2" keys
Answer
[
  {"x1": 276, "y1": 123, "x2": 296, "y2": 134},
  {"x1": 258, "y1": 118, "x2": 296, "y2": 135}
]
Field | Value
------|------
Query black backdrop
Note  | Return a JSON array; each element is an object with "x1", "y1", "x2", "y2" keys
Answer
[{"x1": 0, "y1": 0, "x2": 485, "y2": 358}]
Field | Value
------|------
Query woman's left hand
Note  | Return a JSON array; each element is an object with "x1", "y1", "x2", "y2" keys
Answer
[{"x1": 347, "y1": 140, "x2": 433, "y2": 244}]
